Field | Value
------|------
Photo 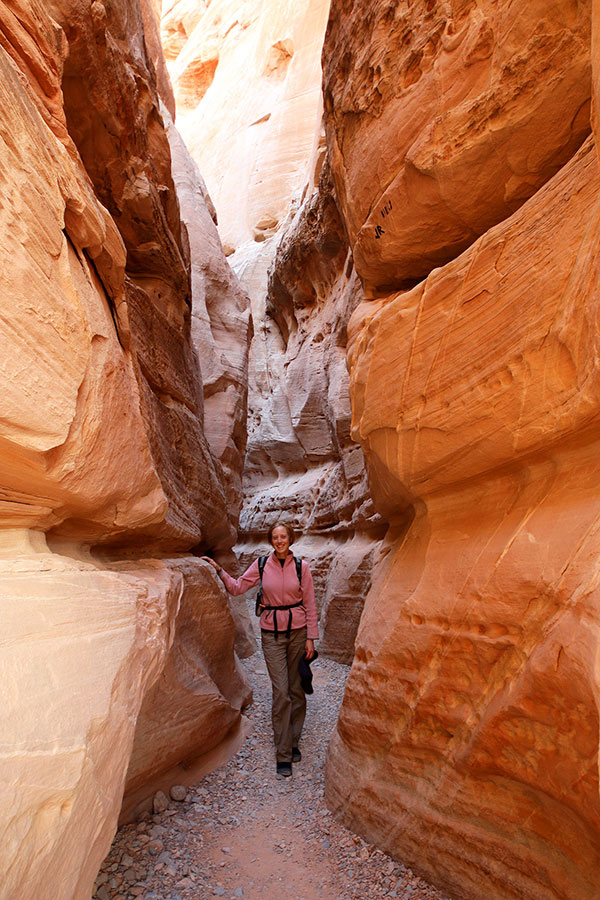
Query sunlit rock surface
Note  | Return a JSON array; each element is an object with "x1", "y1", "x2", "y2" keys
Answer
[
  {"x1": 0, "y1": 2, "x2": 251, "y2": 897},
  {"x1": 326, "y1": 16, "x2": 600, "y2": 894},
  {"x1": 323, "y1": 0, "x2": 592, "y2": 293},
  {"x1": 0, "y1": 547, "x2": 182, "y2": 900},
  {"x1": 162, "y1": 0, "x2": 330, "y2": 251}
]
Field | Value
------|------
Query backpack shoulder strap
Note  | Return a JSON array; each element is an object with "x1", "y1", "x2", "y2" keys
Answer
[
  {"x1": 258, "y1": 555, "x2": 268, "y2": 582},
  {"x1": 293, "y1": 556, "x2": 302, "y2": 587},
  {"x1": 254, "y1": 556, "x2": 269, "y2": 617}
]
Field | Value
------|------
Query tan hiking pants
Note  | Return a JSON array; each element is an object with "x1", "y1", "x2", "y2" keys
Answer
[{"x1": 261, "y1": 626, "x2": 307, "y2": 763}]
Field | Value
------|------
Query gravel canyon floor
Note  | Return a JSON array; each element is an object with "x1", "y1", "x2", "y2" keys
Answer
[{"x1": 93, "y1": 619, "x2": 452, "y2": 900}]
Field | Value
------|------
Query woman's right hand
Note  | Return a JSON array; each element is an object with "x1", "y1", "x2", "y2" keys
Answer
[{"x1": 201, "y1": 556, "x2": 221, "y2": 573}]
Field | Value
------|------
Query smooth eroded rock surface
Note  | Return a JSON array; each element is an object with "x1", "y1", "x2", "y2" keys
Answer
[
  {"x1": 0, "y1": 549, "x2": 181, "y2": 900},
  {"x1": 323, "y1": 0, "x2": 592, "y2": 291},
  {"x1": 0, "y1": 2, "x2": 252, "y2": 897},
  {"x1": 124, "y1": 557, "x2": 252, "y2": 797},
  {"x1": 162, "y1": 0, "x2": 330, "y2": 251},
  {"x1": 326, "y1": 136, "x2": 600, "y2": 899}
]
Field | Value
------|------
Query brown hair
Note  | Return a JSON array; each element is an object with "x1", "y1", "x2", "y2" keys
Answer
[{"x1": 267, "y1": 521, "x2": 296, "y2": 546}]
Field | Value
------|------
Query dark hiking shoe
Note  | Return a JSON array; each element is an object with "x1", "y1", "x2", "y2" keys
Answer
[
  {"x1": 276, "y1": 762, "x2": 292, "y2": 777},
  {"x1": 292, "y1": 747, "x2": 301, "y2": 762}
]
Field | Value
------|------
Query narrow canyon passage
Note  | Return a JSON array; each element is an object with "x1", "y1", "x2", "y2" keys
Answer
[
  {"x1": 93, "y1": 607, "x2": 450, "y2": 900},
  {"x1": 3, "y1": 2, "x2": 600, "y2": 899}
]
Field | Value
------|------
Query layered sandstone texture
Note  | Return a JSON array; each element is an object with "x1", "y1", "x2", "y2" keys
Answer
[
  {"x1": 165, "y1": 117, "x2": 251, "y2": 526},
  {"x1": 0, "y1": 2, "x2": 251, "y2": 898},
  {"x1": 325, "y1": 2, "x2": 600, "y2": 899},
  {"x1": 323, "y1": 0, "x2": 592, "y2": 293},
  {"x1": 164, "y1": 117, "x2": 256, "y2": 656},
  {"x1": 122, "y1": 557, "x2": 251, "y2": 797}
]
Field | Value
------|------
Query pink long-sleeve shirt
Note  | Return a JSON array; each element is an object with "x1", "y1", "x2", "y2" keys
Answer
[{"x1": 220, "y1": 553, "x2": 319, "y2": 640}]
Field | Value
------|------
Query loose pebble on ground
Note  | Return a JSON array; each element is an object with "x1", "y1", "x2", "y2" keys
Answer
[{"x1": 93, "y1": 619, "x2": 453, "y2": 900}]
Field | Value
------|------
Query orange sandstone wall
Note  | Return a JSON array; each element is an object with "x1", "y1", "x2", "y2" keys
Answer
[
  {"x1": 324, "y1": 1, "x2": 600, "y2": 898},
  {"x1": 323, "y1": 0, "x2": 592, "y2": 293},
  {"x1": 0, "y1": 2, "x2": 251, "y2": 898}
]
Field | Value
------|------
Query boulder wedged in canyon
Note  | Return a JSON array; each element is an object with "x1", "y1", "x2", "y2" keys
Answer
[
  {"x1": 326, "y1": 135, "x2": 600, "y2": 900},
  {"x1": 323, "y1": 0, "x2": 592, "y2": 292},
  {"x1": 0, "y1": 2, "x2": 251, "y2": 897}
]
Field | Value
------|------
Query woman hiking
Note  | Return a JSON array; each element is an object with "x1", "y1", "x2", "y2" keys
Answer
[{"x1": 202, "y1": 522, "x2": 318, "y2": 778}]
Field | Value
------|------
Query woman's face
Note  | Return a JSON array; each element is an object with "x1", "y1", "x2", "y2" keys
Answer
[{"x1": 271, "y1": 526, "x2": 290, "y2": 558}]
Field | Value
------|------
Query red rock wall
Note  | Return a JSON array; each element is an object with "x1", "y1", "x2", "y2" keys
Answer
[
  {"x1": 0, "y1": 2, "x2": 251, "y2": 897},
  {"x1": 323, "y1": 0, "x2": 592, "y2": 292},
  {"x1": 322, "y1": 1, "x2": 600, "y2": 898}
]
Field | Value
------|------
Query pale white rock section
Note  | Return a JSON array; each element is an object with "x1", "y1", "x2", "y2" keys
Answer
[
  {"x1": 162, "y1": 0, "x2": 331, "y2": 252},
  {"x1": 0, "y1": 546, "x2": 182, "y2": 900},
  {"x1": 159, "y1": 0, "x2": 332, "y2": 494},
  {"x1": 0, "y1": 544, "x2": 249, "y2": 900}
]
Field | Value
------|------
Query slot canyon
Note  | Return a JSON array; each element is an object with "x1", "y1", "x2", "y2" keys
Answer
[{"x1": 1, "y1": 1, "x2": 599, "y2": 899}]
